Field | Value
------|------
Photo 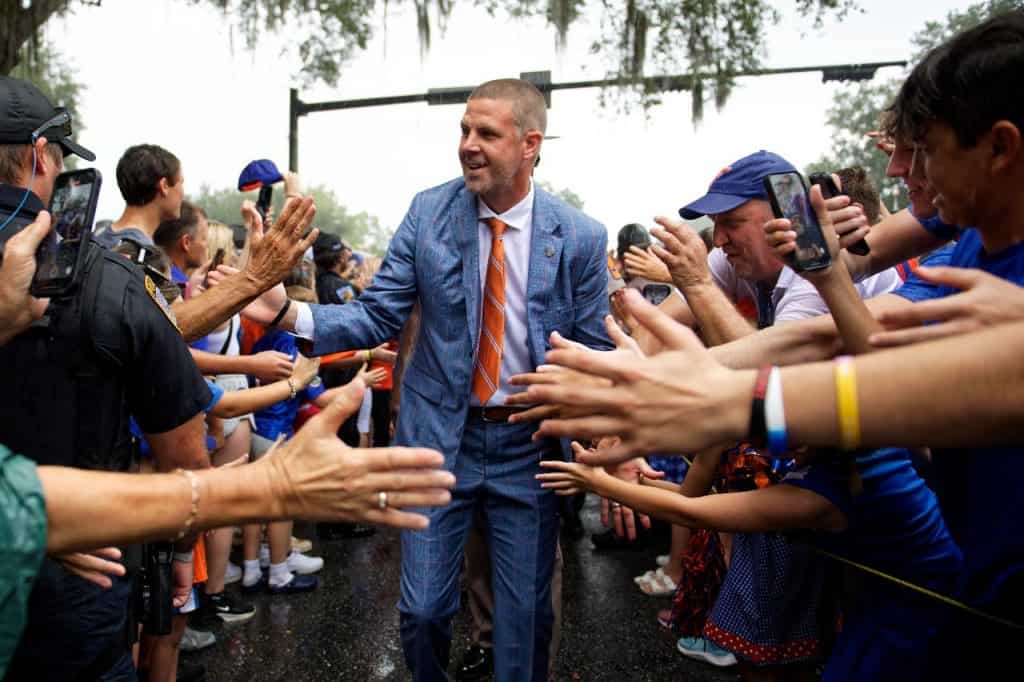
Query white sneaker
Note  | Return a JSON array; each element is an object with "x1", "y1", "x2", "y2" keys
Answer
[
  {"x1": 287, "y1": 551, "x2": 324, "y2": 575},
  {"x1": 224, "y1": 560, "x2": 242, "y2": 585},
  {"x1": 259, "y1": 543, "x2": 270, "y2": 569}
]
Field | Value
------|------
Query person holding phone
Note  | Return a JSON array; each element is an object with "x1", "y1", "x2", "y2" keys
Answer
[{"x1": 0, "y1": 76, "x2": 218, "y2": 682}]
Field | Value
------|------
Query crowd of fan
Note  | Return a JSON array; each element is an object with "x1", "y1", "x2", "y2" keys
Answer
[{"x1": 1, "y1": 8, "x2": 1024, "y2": 682}]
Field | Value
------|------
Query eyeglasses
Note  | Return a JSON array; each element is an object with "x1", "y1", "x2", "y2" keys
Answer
[{"x1": 31, "y1": 108, "x2": 72, "y2": 143}]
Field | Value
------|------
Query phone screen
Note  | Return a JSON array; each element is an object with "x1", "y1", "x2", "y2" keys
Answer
[
  {"x1": 764, "y1": 172, "x2": 831, "y2": 272},
  {"x1": 32, "y1": 169, "x2": 101, "y2": 295}
]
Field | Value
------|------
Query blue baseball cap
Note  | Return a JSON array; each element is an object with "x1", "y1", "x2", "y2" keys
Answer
[
  {"x1": 679, "y1": 150, "x2": 797, "y2": 220},
  {"x1": 237, "y1": 159, "x2": 283, "y2": 192}
]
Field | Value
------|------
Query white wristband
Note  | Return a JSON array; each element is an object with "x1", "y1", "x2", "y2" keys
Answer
[{"x1": 764, "y1": 366, "x2": 788, "y2": 456}]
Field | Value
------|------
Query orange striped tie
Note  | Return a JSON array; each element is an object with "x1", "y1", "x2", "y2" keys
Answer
[{"x1": 472, "y1": 217, "x2": 508, "y2": 404}]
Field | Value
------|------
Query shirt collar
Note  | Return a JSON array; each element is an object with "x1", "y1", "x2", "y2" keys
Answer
[
  {"x1": 775, "y1": 265, "x2": 797, "y2": 293},
  {"x1": 0, "y1": 183, "x2": 45, "y2": 219},
  {"x1": 477, "y1": 181, "x2": 534, "y2": 231}
]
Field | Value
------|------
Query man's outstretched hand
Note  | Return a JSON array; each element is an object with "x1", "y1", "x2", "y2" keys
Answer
[
  {"x1": 244, "y1": 195, "x2": 319, "y2": 295},
  {"x1": 261, "y1": 380, "x2": 455, "y2": 530}
]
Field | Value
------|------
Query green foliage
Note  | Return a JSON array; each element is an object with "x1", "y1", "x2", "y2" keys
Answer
[
  {"x1": 190, "y1": 182, "x2": 392, "y2": 255},
  {"x1": 3, "y1": 1, "x2": 858, "y2": 125},
  {"x1": 810, "y1": 0, "x2": 1022, "y2": 211}
]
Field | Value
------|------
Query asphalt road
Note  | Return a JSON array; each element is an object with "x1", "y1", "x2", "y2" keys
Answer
[{"x1": 190, "y1": 496, "x2": 738, "y2": 681}]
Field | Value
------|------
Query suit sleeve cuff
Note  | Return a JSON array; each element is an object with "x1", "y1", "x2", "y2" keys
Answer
[{"x1": 293, "y1": 301, "x2": 316, "y2": 341}]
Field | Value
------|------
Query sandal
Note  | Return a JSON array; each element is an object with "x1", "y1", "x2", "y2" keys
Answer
[{"x1": 637, "y1": 568, "x2": 678, "y2": 596}]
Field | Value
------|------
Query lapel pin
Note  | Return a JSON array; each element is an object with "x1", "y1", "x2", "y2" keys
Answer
[{"x1": 544, "y1": 247, "x2": 554, "y2": 257}]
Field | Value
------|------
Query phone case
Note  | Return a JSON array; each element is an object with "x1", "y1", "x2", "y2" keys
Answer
[{"x1": 762, "y1": 173, "x2": 832, "y2": 273}]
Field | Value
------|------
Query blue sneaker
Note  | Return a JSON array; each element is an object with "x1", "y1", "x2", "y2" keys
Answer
[
  {"x1": 676, "y1": 637, "x2": 738, "y2": 667},
  {"x1": 267, "y1": 573, "x2": 318, "y2": 595},
  {"x1": 240, "y1": 571, "x2": 268, "y2": 595}
]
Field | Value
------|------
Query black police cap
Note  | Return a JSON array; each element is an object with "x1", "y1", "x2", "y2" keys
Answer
[{"x1": 0, "y1": 76, "x2": 95, "y2": 161}]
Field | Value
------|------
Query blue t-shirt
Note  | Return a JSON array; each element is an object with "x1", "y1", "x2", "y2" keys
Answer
[
  {"x1": 251, "y1": 330, "x2": 324, "y2": 440},
  {"x1": 893, "y1": 227, "x2": 1024, "y2": 607},
  {"x1": 910, "y1": 207, "x2": 962, "y2": 241},
  {"x1": 783, "y1": 448, "x2": 963, "y2": 594},
  {"x1": 171, "y1": 265, "x2": 208, "y2": 351},
  {"x1": 783, "y1": 448, "x2": 964, "y2": 678},
  {"x1": 891, "y1": 245, "x2": 955, "y2": 302}
]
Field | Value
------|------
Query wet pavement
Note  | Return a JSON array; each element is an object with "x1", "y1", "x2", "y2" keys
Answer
[{"x1": 190, "y1": 497, "x2": 738, "y2": 681}]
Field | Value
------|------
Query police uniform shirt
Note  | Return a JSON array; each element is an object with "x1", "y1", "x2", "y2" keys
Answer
[
  {"x1": 316, "y1": 269, "x2": 356, "y2": 306},
  {"x1": 0, "y1": 185, "x2": 211, "y2": 677}
]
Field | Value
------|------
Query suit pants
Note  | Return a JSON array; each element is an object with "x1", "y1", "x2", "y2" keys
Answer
[
  {"x1": 465, "y1": 512, "x2": 563, "y2": 677},
  {"x1": 398, "y1": 417, "x2": 559, "y2": 682}
]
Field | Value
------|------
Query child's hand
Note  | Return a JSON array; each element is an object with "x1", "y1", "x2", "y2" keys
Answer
[
  {"x1": 535, "y1": 441, "x2": 607, "y2": 495},
  {"x1": 291, "y1": 354, "x2": 321, "y2": 388}
]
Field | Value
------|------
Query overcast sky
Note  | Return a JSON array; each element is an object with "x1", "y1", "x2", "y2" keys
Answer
[{"x1": 50, "y1": 0, "x2": 965, "y2": 241}]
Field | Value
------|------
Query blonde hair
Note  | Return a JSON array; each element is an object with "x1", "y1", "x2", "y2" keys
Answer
[{"x1": 206, "y1": 220, "x2": 237, "y2": 267}]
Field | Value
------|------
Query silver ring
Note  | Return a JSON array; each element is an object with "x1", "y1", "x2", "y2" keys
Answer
[
  {"x1": 610, "y1": 501, "x2": 622, "y2": 510},
  {"x1": 378, "y1": 491, "x2": 388, "y2": 510}
]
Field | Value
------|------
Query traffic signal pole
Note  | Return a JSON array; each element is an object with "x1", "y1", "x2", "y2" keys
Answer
[{"x1": 287, "y1": 61, "x2": 905, "y2": 172}]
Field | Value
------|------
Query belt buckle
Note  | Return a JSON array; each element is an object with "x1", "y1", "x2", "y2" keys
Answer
[{"x1": 480, "y1": 407, "x2": 503, "y2": 423}]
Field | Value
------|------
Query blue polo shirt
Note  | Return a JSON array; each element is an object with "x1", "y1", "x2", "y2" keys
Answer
[
  {"x1": 892, "y1": 226, "x2": 1024, "y2": 609},
  {"x1": 251, "y1": 330, "x2": 324, "y2": 441},
  {"x1": 171, "y1": 265, "x2": 207, "y2": 351}
]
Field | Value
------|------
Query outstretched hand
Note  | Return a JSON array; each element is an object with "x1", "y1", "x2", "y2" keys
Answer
[
  {"x1": 206, "y1": 265, "x2": 289, "y2": 326},
  {"x1": 244, "y1": 195, "x2": 319, "y2": 295},
  {"x1": 263, "y1": 380, "x2": 455, "y2": 530},
  {"x1": 526, "y1": 289, "x2": 751, "y2": 464},
  {"x1": 871, "y1": 267, "x2": 1024, "y2": 346},
  {"x1": 506, "y1": 316, "x2": 642, "y2": 423},
  {"x1": 53, "y1": 547, "x2": 125, "y2": 589}
]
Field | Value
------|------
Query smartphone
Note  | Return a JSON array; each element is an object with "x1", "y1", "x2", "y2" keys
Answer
[
  {"x1": 31, "y1": 168, "x2": 102, "y2": 297},
  {"x1": 204, "y1": 247, "x2": 226, "y2": 289},
  {"x1": 642, "y1": 283, "x2": 672, "y2": 305},
  {"x1": 211, "y1": 247, "x2": 225, "y2": 270},
  {"x1": 763, "y1": 172, "x2": 832, "y2": 272},
  {"x1": 256, "y1": 185, "x2": 273, "y2": 223},
  {"x1": 808, "y1": 172, "x2": 870, "y2": 256}
]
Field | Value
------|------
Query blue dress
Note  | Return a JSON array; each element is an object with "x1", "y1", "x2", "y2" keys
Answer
[
  {"x1": 705, "y1": 445, "x2": 831, "y2": 665},
  {"x1": 782, "y1": 448, "x2": 964, "y2": 681}
]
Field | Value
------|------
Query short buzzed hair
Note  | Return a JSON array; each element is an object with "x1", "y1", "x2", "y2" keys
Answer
[{"x1": 468, "y1": 79, "x2": 547, "y2": 137}]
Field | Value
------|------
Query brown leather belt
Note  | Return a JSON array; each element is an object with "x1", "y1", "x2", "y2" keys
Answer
[{"x1": 467, "y1": 406, "x2": 529, "y2": 423}]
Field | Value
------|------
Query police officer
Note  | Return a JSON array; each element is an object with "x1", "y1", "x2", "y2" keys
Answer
[
  {"x1": 0, "y1": 76, "x2": 213, "y2": 681},
  {"x1": 313, "y1": 231, "x2": 356, "y2": 305}
]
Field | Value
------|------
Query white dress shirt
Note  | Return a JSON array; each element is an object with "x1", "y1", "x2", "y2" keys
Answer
[
  {"x1": 292, "y1": 184, "x2": 538, "y2": 408},
  {"x1": 472, "y1": 183, "x2": 534, "y2": 406}
]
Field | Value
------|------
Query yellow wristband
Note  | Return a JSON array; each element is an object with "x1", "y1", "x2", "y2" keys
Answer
[
  {"x1": 365, "y1": 349, "x2": 372, "y2": 364},
  {"x1": 834, "y1": 355, "x2": 861, "y2": 450}
]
